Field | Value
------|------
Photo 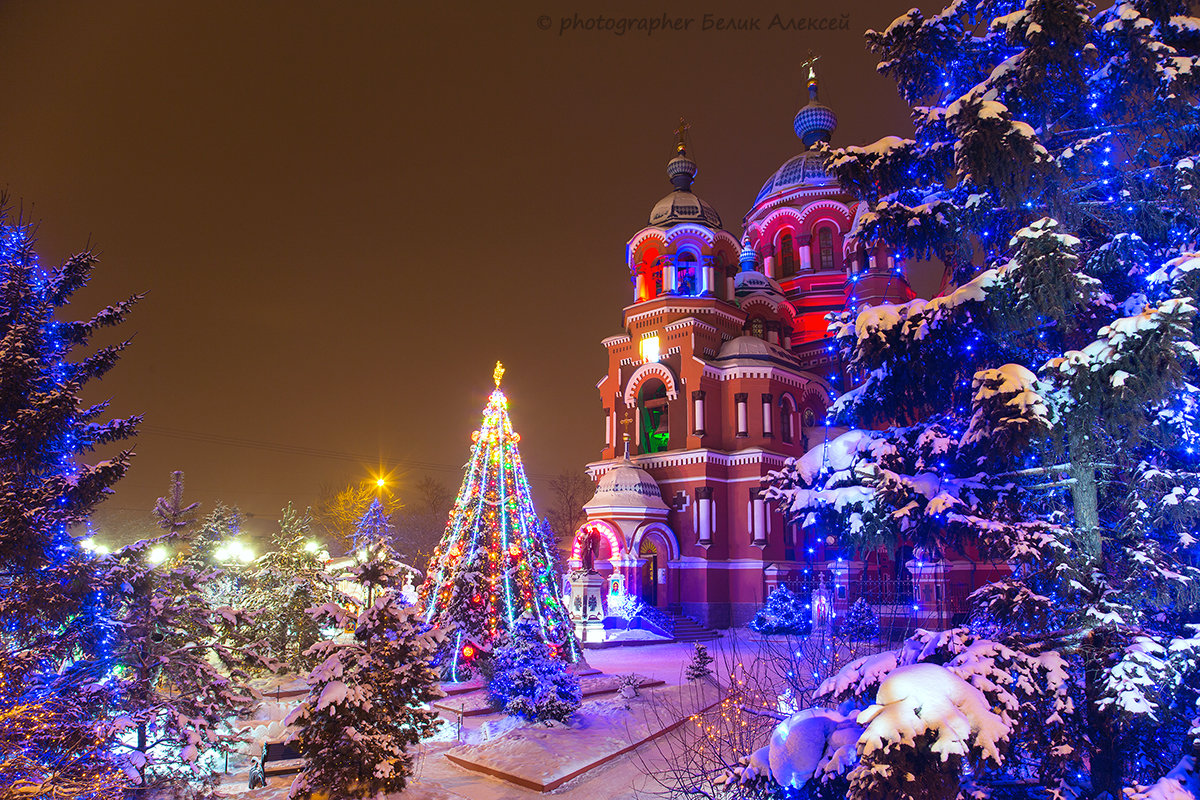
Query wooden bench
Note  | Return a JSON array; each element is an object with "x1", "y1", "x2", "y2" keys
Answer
[{"x1": 248, "y1": 740, "x2": 304, "y2": 787}]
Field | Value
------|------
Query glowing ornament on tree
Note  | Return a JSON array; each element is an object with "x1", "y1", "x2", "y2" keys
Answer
[{"x1": 419, "y1": 362, "x2": 578, "y2": 679}]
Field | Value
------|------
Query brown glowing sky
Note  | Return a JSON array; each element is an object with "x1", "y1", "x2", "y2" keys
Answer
[{"x1": 0, "y1": 1, "x2": 929, "y2": 543}]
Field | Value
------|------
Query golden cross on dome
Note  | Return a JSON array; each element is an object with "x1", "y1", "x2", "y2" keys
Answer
[
  {"x1": 674, "y1": 117, "x2": 690, "y2": 155},
  {"x1": 493, "y1": 361, "x2": 505, "y2": 387},
  {"x1": 800, "y1": 52, "x2": 821, "y2": 81}
]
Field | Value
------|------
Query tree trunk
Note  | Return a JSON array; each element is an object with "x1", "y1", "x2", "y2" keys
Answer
[
  {"x1": 1083, "y1": 628, "x2": 1121, "y2": 797},
  {"x1": 1067, "y1": 426, "x2": 1101, "y2": 560}
]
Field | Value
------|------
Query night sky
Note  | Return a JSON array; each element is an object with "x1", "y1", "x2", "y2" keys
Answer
[{"x1": 1, "y1": 1, "x2": 926, "y2": 543}]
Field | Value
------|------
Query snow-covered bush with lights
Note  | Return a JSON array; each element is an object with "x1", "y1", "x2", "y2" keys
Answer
[
  {"x1": 838, "y1": 598, "x2": 879, "y2": 642},
  {"x1": 762, "y1": 1, "x2": 1200, "y2": 795},
  {"x1": 487, "y1": 614, "x2": 581, "y2": 724},
  {"x1": 747, "y1": 584, "x2": 810, "y2": 636}
]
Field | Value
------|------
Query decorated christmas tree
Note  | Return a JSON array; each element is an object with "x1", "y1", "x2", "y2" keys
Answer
[
  {"x1": 419, "y1": 363, "x2": 576, "y2": 679},
  {"x1": 747, "y1": 585, "x2": 810, "y2": 636}
]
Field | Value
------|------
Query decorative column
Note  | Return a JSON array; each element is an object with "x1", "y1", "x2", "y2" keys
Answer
[
  {"x1": 603, "y1": 407, "x2": 611, "y2": 449},
  {"x1": 692, "y1": 390, "x2": 706, "y2": 436},
  {"x1": 798, "y1": 235, "x2": 813, "y2": 272},
  {"x1": 762, "y1": 244, "x2": 776, "y2": 278},
  {"x1": 635, "y1": 269, "x2": 650, "y2": 301},
  {"x1": 750, "y1": 487, "x2": 767, "y2": 547},
  {"x1": 696, "y1": 486, "x2": 714, "y2": 546},
  {"x1": 766, "y1": 322, "x2": 781, "y2": 345},
  {"x1": 664, "y1": 258, "x2": 679, "y2": 294},
  {"x1": 735, "y1": 393, "x2": 749, "y2": 438},
  {"x1": 761, "y1": 393, "x2": 774, "y2": 438},
  {"x1": 702, "y1": 256, "x2": 716, "y2": 296}
]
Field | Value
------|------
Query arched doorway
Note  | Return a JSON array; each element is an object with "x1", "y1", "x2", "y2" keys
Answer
[{"x1": 639, "y1": 537, "x2": 661, "y2": 607}]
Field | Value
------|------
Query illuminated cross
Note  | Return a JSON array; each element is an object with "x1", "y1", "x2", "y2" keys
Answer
[
  {"x1": 800, "y1": 52, "x2": 821, "y2": 82},
  {"x1": 493, "y1": 361, "x2": 505, "y2": 387},
  {"x1": 674, "y1": 117, "x2": 690, "y2": 155},
  {"x1": 619, "y1": 413, "x2": 634, "y2": 459}
]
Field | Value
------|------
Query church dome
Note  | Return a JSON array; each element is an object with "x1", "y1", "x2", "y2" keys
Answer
[
  {"x1": 752, "y1": 151, "x2": 837, "y2": 206},
  {"x1": 649, "y1": 121, "x2": 723, "y2": 229},
  {"x1": 714, "y1": 335, "x2": 805, "y2": 369},
  {"x1": 584, "y1": 461, "x2": 669, "y2": 512},
  {"x1": 794, "y1": 100, "x2": 838, "y2": 148},
  {"x1": 649, "y1": 191, "x2": 723, "y2": 228},
  {"x1": 733, "y1": 269, "x2": 785, "y2": 300}
]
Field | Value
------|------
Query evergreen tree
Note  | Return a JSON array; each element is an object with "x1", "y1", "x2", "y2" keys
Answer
[
  {"x1": 103, "y1": 539, "x2": 262, "y2": 793},
  {"x1": 747, "y1": 585, "x2": 810, "y2": 636},
  {"x1": 246, "y1": 503, "x2": 330, "y2": 673},
  {"x1": 0, "y1": 216, "x2": 140, "y2": 797},
  {"x1": 152, "y1": 470, "x2": 199, "y2": 540},
  {"x1": 685, "y1": 642, "x2": 715, "y2": 683},
  {"x1": 287, "y1": 535, "x2": 443, "y2": 799},
  {"x1": 420, "y1": 363, "x2": 577, "y2": 679},
  {"x1": 768, "y1": 4, "x2": 1200, "y2": 795},
  {"x1": 488, "y1": 615, "x2": 581, "y2": 724},
  {"x1": 839, "y1": 598, "x2": 880, "y2": 642}
]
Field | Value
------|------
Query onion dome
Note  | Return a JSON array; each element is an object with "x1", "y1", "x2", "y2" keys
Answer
[
  {"x1": 648, "y1": 119, "x2": 723, "y2": 228},
  {"x1": 794, "y1": 62, "x2": 838, "y2": 148},
  {"x1": 739, "y1": 239, "x2": 759, "y2": 271},
  {"x1": 583, "y1": 461, "x2": 669, "y2": 512}
]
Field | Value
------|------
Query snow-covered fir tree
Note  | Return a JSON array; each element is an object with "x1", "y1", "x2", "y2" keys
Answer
[
  {"x1": 152, "y1": 470, "x2": 199, "y2": 540},
  {"x1": 765, "y1": 3, "x2": 1200, "y2": 796},
  {"x1": 286, "y1": 522, "x2": 443, "y2": 800},
  {"x1": 747, "y1": 585, "x2": 810, "y2": 636},
  {"x1": 487, "y1": 614, "x2": 581, "y2": 724},
  {"x1": 245, "y1": 502, "x2": 331, "y2": 673},
  {"x1": 102, "y1": 538, "x2": 263, "y2": 793},
  {"x1": 685, "y1": 642, "x2": 715, "y2": 683},
  {"x1": 838, "y1": 598, "x2": 879, "y2": 642},
  {"x1": 0, "y1": 216, "x2": 140, "y2": 798}
]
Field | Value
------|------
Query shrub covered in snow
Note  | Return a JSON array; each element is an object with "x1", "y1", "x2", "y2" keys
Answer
[
  {"x1": 838, "y1": 598, "x2": 880, "y2": 642},
  {"x1": 488, "y1": 615, "x2": 581, "y2": 724},
  {"x1": 747, "y1": 585, "x2": 810, "y2": 636}
]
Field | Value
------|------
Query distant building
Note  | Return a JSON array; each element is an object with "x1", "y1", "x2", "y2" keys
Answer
[{"x1": 571, "y1": 67, "x2": 925, "y2": 628}]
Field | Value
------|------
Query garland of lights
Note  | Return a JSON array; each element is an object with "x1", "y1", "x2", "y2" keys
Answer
[{"x1": 418, "y1": 362, "x2": 577, "y2": 679}]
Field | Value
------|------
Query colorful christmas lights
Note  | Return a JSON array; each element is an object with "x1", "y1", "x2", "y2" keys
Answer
[{"x1": 419, "y1": 363, "x2": 577, "y2": 679}]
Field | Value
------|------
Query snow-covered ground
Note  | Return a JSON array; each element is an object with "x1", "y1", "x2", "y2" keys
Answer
[{"x1": 216, "y1": 636, "x2": 714, "y2": 799}]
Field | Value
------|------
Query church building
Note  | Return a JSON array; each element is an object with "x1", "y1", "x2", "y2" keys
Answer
[{"x1": 571, "y1": 66, "x2": 921, "y2": 628}]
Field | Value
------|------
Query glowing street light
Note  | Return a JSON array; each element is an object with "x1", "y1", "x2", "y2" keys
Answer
[
  {"x1": 148, "y1": 545, "x2": 169, "y2": 565},
  {"x1": 213, "y1": 539, "x2": 255, "y2": 565}
]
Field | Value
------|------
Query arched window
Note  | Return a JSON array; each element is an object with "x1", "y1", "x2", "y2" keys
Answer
[
  {"x1": 750, "y1": 317, "x2": 766, "y2": 340},
  {"x1": 779, "y1": 395, "x2": 796, "y2": 444},
  {"x1": 676, "y1": 251, "x2": 697, "y2": 296},
  {"x1": 779, "y1": 232, "x2": 796, "y2": 277},
  {"x1": 803, "y1": 407, "x2": 816, "y2": 428},
  {"x1": 638, "y1": 379, "x2": 670, "y2": 453},
  {"x1": 818, "y1": 228, "x2": 835, "y2": 270}
]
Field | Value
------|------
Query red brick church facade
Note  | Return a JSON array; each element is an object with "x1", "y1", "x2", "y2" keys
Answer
[{"x1": 571, "y1": 71, "x2": 943, "y2": 628}]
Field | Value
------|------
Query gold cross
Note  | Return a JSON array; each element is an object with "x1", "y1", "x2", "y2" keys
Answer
[
  {"x1": 493, "y1": 361, "x2": 505, "y2": 387},
  {"x1": 674, "y1": 117, "x2": 690, "y2": 155},
  {"x1": 620, "y1": 413, "x2": 633, "y2": 434},
  {"x1": 800, "y1": 52, "x2": 821, "y2": 82}
]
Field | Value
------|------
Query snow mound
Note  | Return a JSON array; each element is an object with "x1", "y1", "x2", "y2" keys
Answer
[{"x1": 856, "y1": 662, "x2": 1008, "y2": 764}]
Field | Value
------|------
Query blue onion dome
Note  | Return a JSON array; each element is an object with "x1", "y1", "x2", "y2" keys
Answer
[
  {"x1": 793, "y1": 62, "x2": 838, "y2": 148},
  {"x1": 739, "y1": 239, "x2": 759, "y2": 271},
  {"x1": 648, "y1": 119, "x2": 723, "y2": 228}
]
